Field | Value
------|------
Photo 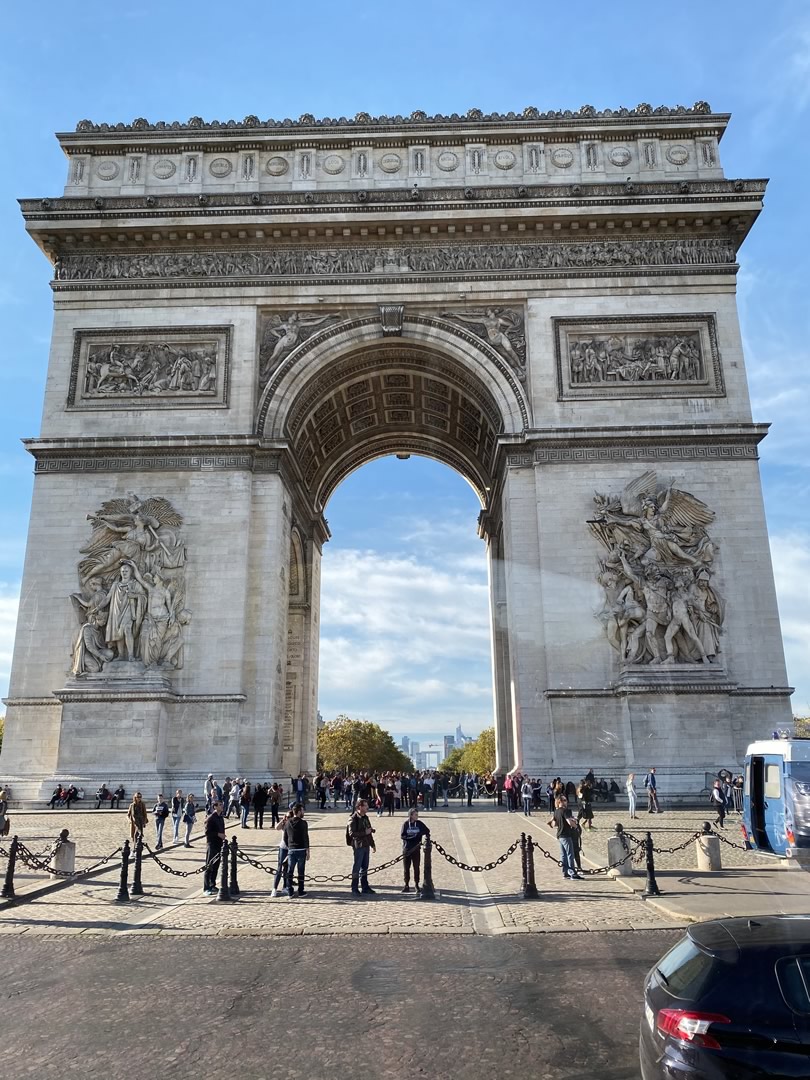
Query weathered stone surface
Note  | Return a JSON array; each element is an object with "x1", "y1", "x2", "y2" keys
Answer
[{"x1": 0, "y1": 108, "x2": 792, "y2": 796}]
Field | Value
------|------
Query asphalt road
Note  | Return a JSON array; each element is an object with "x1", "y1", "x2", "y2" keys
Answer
[{"x1": 3, "y1": 930, "x2": 680, "y2": 1078}]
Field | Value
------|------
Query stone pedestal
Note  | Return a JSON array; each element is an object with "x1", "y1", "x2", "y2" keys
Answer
[
  {"x1": 608, "y1": 835, "x2": 635, "y2": 876},
  {"x1": 51, "y1": 838, "x2": 76, "y2": 878},
  {"x1": 695, "y1": 834, "x2": 722, "y2": 871}
]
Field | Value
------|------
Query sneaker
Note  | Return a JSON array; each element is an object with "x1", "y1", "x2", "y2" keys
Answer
[
  {"x1": 297, "y1": 890, "x2": 307, "y2": 897},
  {"x1": 287, "y1": 891, "x2": 295, "y2": 899},
  {"x1": 270, "y1": 888, "x2": 278, "y2": 898},
  {"x1": 361, "y1": 885, "x2": 376, "y2": 895},
  {"x1": 402, "y1": 885, "x2": 411, "y2": 893},
  {"x1": 569, "y1": 874, "x2": 584, "y2": 880}
]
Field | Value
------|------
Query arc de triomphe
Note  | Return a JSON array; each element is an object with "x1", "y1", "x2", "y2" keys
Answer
[{"x1": 1, "y1": 104, "x2": 792, "y2": 797}]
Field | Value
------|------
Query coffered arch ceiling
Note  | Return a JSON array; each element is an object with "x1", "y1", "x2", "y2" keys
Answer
[{"x1": 282, "y1": 342, "x2": 504, "y2": 510}]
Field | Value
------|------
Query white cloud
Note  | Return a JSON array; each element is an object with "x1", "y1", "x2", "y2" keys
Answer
[
  {"x1": 770, "y1": 534, "x2": 810, "y2": 714},
  {"x1": 0, "y1": 584, "x2": 21, "y2": 699}
]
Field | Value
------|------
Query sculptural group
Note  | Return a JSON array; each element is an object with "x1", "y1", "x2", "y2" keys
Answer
[
  {"x1": 589, "y1": 471, "x2": 724, "y2": 666},
  {"x1": 70, "y1": 493, "x2": 190, "y2": 677}
]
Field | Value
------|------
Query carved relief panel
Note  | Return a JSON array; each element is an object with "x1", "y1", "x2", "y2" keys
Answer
[
  {"x1": 67, "y1": 326, "x2": 231, "y2": 409},
  {"x1": 554, "y1": 314, "x2": 724, "y2": 400}
]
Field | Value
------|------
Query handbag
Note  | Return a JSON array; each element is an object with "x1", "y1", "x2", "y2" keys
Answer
[{"x1": 3, "y1": 817, "x2": 10, "y2": 836}]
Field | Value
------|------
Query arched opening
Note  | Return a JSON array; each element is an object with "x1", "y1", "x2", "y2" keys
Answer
[{"x1": 265, "y1": 323, "x2": 525, "y2": 775}]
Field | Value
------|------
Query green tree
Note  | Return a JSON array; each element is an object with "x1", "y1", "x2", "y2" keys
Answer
[
  {"x1": 794, "y1": 716, "x2": 810, "y2": 739},
  {"x1": 440, "y1": 745, "x2": 465, "y2": 773},
  {"x1": 460, "y1": 727, "x2": 496, "y2": 775},
  {"x1": 317, "y1": 714, "x2": 413, "y2": 773}
]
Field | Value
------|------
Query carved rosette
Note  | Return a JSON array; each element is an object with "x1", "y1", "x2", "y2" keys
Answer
[
  {"x1": 588, "y1": 471, "x2": 724, "y2": 667},
  {"x1": 69, "y1": 494, "x2": 191, "y2": 678}
]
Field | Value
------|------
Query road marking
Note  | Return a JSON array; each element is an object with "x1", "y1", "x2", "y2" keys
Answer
[{"x1": 449, "y1": 813, "x2": 505, "y2": 934}]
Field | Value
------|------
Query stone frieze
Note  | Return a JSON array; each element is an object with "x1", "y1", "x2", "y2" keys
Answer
[{"x1": 54, "y1": 236, "x2": 736, "y2": 284}]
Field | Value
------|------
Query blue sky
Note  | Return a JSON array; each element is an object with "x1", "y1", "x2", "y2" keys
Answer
[{"x1": 1, "y1": 1, "x2": 808, "y2": 740}]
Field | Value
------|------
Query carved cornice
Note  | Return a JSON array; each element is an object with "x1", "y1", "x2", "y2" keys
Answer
[
  {"x1": 21, "y1": 179, "x2": 764, "y2": 219},
  {"x1": 66, "y1": 103, "x2": 718, "y2": 136},
  {"x1": 5, "y1": 693, "x2": 247, "y2": 705}
]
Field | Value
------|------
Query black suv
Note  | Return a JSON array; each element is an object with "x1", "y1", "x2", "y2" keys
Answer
[{"x1": 641, "y1": 915, "x2": 810, "y2": 1078}]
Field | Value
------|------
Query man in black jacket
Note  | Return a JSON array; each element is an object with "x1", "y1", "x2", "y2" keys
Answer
[
  {"x1": 283, "y1": 803, "x2": 310, "y2": 897},
  {"x1": 203, "y1": 801, "x2": 226, "y2": 895},
  {"x1": 348, "y1": 799, "x2": 376, "y2": 895}
]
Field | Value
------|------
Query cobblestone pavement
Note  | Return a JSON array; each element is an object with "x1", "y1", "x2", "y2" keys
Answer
[
  {"x1": 0, "y1": 804, "x2": 687, "y2": 934},
  {"x1": 2, "y1": 931, "x2": 680, "y2": 1079}
]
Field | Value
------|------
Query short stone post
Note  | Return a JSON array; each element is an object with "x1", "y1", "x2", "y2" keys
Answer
[
  {"x1": 696, "y1": 822, "x2": 722, "y2": 871},
  {"x1": 217, "y1": 837, "x2": 232, "y2": 902},
  {"x1": 643, "y1": 831, "x2": 661, "y2": 898},
  {"x1": 523, "y1": 834, "x2": 539, "y2": 899},
  {"x1": 608, "y1": 823, "x2": 634, "y2": 877},
  {"x1": 419, "y1": 837, "x2": 435, "y2": 900},
  {"x1": 229, "y1": 834, "x2": 240, "y2": 897},
  {"x1": 50, "y1": 829, "x2": 75, "y2": 879},
  {"x1": 131, "y1": 833, "x2": 145, "y2": 895},
  {"x1": 115, "y1": 840, "x2": 131, "y2": 902},
  {"x1": 1, "y1": 835, "x2": 19, "y2": 900}
]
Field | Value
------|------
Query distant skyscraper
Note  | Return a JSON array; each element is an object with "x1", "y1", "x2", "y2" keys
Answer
[
  {"x1": 455, "y1": 724, "x2": 471, "y2": 746},
  {"x1": 410, "y1": 741, "x2": 420, "y2": 758},
  {"x1": 443, "y1": 735, "x2": 456, "y2": 759},
  {"x1": 401, "y1": 736, "x2": 410, "y2": 756}
]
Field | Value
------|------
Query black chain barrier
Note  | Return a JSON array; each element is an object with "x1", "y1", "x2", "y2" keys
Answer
[
  {"x1": 235, "y1": 845, "x2": 407, "y2": 883},
  {"x1": 431, "y1": 837, "x2": 521, "y2": 872},
  {"x1": 142, "y1": 839, "x2": 217, "y2": 877},
  {"x1": 15, "y1": 840, "x2": 122, "y2": 878}
]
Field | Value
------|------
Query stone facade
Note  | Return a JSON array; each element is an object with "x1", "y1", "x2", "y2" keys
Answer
[{"x1": 1, "y1": 105, "x2": 792, "y2": 797}]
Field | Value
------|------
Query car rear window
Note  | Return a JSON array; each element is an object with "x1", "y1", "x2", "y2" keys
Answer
[
  {"x1": 656, "y1": 937, "x2": 717, "y2": 999},
  {"x1": 776, "y1": 957, "x2": 810, "y2": 1013}
]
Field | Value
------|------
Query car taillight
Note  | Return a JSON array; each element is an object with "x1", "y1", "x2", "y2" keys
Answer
[
  {"x1": 787, "y1": 824, "x2": 797, "y2": 846},
  {"x1": 657, "y1": 1009, "x2": 731, "y2": 1050}
]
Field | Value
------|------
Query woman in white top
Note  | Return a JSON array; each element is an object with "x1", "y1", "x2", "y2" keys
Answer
[{"x1": 626, "y1": 773, "x2": 637, "y2": 819}]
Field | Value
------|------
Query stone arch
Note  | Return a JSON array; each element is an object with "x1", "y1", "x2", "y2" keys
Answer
[
  {"x1": 256, "y1": 314, "x2": 530, "y2": 511},
  {"x1": 288, "y1": 526, "x2": 306, "y2": 602}
]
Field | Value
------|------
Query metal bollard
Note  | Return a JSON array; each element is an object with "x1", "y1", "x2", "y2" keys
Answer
[
  {"x1": 115, "y1": 839, "x2": 131, "y2": 902},
  {"x1": 217, "y1": 837, "x2": 232, "y2": 901},
  {"x1": 229, "y1": 834, "x2": 240, "y2": 897},
  {"x1": 520, "y1": 831, "x2": 527, "y2": 893},
  {"x1": 1, "y1": 835, "x2": 19, "y2": 900},
  {"x1": 131, "y1": 832, "x2": 145, "y2": 895},
  {"x1": 419, "y1": 837, "x2": 436, "y2": 900},
  {"x1": 643, "y1": 831, "x2": 661, "y2": 897},
  {"x1": 523, "y1": 834, "x2": 540, "y2": 899}
]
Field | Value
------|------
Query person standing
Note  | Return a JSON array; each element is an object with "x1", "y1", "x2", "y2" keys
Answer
[
  {"x1": 253, "y1": 782, "x2": 268, "y2": 829},
  {"x1": 348, "y1": 798, "x2": 377, "y2": 896},
  {"x1": 283, "y1": 803, "x2": 310, "y2": 897},
  {"x1": 644, "y1": 767, "x2": 661, "y2": 813},
  {"x1": 152, "y1": 793, "x2": 170, "y2": 850},
  {"x1": 710, "y1": 779, "x2": 727, "y2": 828},
  {"x1": 240, "y1": 782, "x2": 252, "y2": 828},
  {"x1": 0, "y1": 789, "x2": 8, "y2": 838},
  {"x1": 465, "y1": 772, "x2": 475, "y2": 808},
  {"x1": 521, "y1": 778, "x2": 533, "y2": 817},
  {"x1": 203, "y1": 800, "x2": 226, "y2": 895},
  {"x1": 548, "y1": 795, "x2": 583, "y2": 881},
  {"x1": 204, "y1": 774, "x2": 215, "y2": 814},
  {"x1": 269, "y1": 783, "x2": 282, "y2": 827},
  {"x1": 626, "y1": 773, "x2": 637, "y2": 819},
  {"x1": 270, "y1": 809, "x2": 291, "y2": 897},
  {"x1": 400, "y1": 807, "x2": 430, "y2": 893},
  {"x1": 182, "y1": 793, "x2": 197, "y2": 846},
  {"x1": 577, "y1": 779, "x2": 594, "y2": 830},
  {"x1": 126, "y1": 792, "x2": 149, "y2": 843},
  {"x1": 171, "y1": 789, "x2": 184, "y2": 843}
]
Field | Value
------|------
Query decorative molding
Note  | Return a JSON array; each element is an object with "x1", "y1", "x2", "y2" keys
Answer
[
  {"x1": 69, "y1": 103, "x2": 716, "y2": 135},
  {"x1": 533, "y1": 445, "x2": 758, "y2": 464},
  {"x1": 67, "y1": 325, "x2": 231, "y2": 410},
  {"x1": 379, "y1": 304, "x2": 404, "y2": 336},
  {"x1": 554, "y1": 313, "x2": 724, "y2": 400},
  {"x1": 54, "y1": 237, "x2": 737, "y2": 286},
  {"x1": 51, "y1": 689, "x2": 247, "y2": 703},
  {"x1": 34, "y1": 453, "x2": 255, "y2": 474}
]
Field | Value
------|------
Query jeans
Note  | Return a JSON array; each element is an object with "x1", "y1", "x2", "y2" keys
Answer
[
  {"x1": 352, "y1": 845, "x2": 370, "y2": 883},
  {"x1": 403, "y1": 848, "x2": 421, "y2": 886},
  {"x1": 627, "y1": 791, "x2": 636, "y2": 817},
  {"x1": 558, "y1": 836, "x2": 576, "y2": 878},
  {"x1": 240, "y1": 804, "x2": 249, "y2": 827},
  {"x1": 184, "y1": 818, "x2": 194, "y2": 845},
  {"x1": 155, "y1": 816, "x2": 166, "y2": 847},
  {"x1": 287, "y1": 849, "x2": 307, "y2": 893},
  {"x1": 254, "y1": 807, "x2": 264, "y2": 828},
  {"x1": 171, "y1": 814, "x2": 182, "y2": 842},
  {"x1": 522, "y1": 797, "x2": 532, "y2": 816},
  {"x1": 273, "y1": 846, "x2": 288, "y2": 891},
  {"x1": 204, "y1": 840, "x2": 222, "y2": 891},
  {"x1": 270, "y1": 803, "x2": 280, "y2": 827}
]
